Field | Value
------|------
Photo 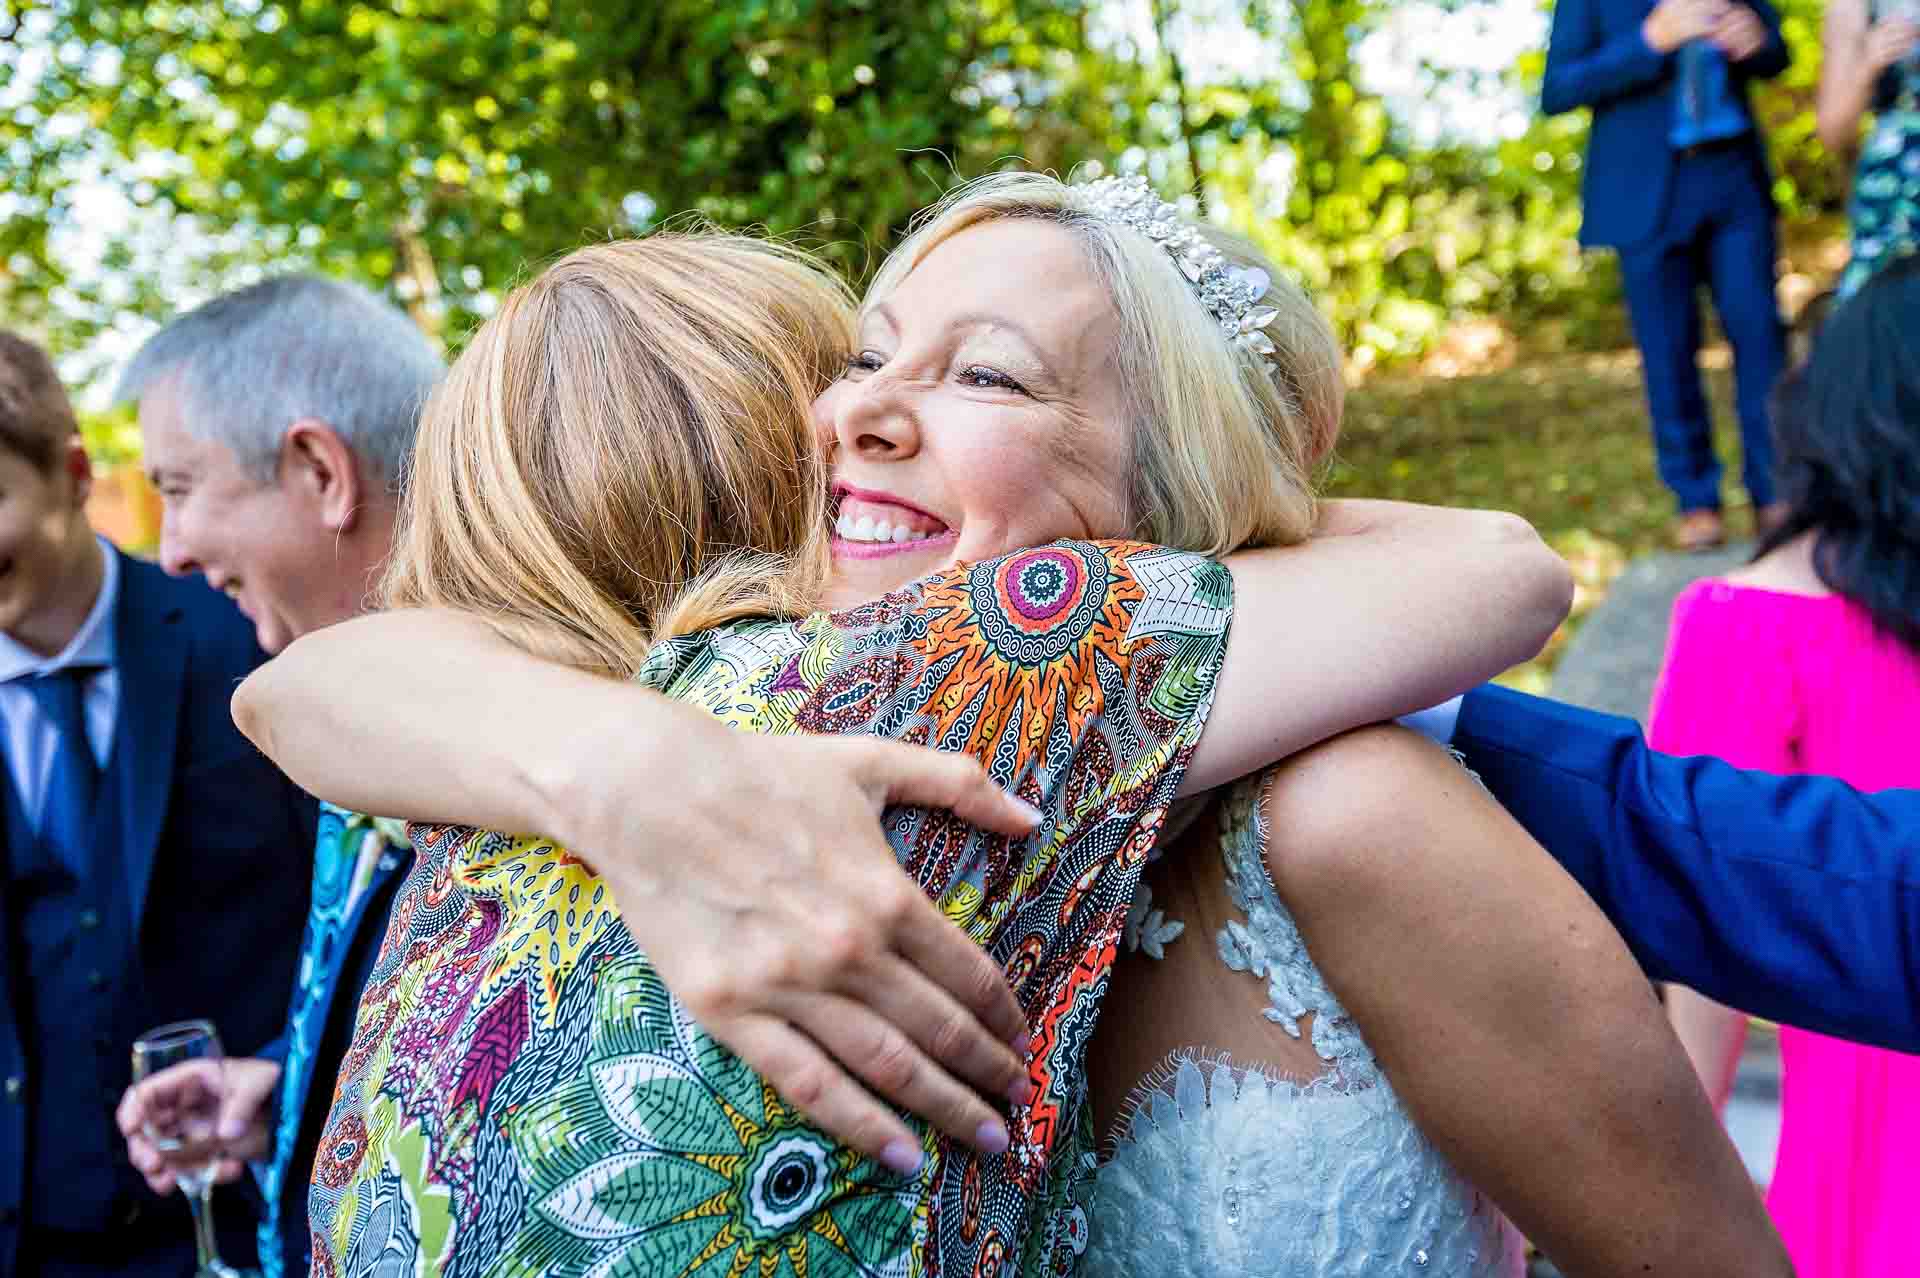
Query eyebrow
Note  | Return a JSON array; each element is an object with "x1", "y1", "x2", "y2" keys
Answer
[{"x1": 866, "y1": 302, "x2": 1061, "y2": 368}]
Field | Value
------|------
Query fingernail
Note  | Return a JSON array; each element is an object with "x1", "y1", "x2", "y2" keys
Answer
[
  {"x1": 1007, "y1": 1075, "x2": 1035, "y2": 1106},
  {"x1": 218, "y1": 1119, "x2": 245, "y2": 1141},
  {"x1": 1012, "y1": 798, "x2": 1044, "y2": 826},
  {"x1": 880, "y1": 1139, "x2": 923, "y2": 1176},
  {"x1": 975, "y1": 1119, "x2": 1010, "y2": 1156},
  {"x1": 1008, "y1": 1030, "x2": 1032, "y2": 1056}
]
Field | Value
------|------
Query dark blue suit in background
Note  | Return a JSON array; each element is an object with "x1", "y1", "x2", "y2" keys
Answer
[
  {"x1": 1543, "y1": 0, "x2": 1790, "y2": 514},
  {"x1": 1456, "y1": 685, "x2": 1920, "y2": 1054},
  {"x1": 0, "y1": 553, "x2": 315, "y2": 1277}
]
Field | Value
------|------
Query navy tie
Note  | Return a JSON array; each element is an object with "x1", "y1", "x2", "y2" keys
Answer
[{"x1": 21, "y1": 666, "x2": 100, "y2": 874}]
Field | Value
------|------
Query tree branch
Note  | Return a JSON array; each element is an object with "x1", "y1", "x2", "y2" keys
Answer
[{"x1": 1149, "y1": 0, "x2": 1208, "y2": 213}]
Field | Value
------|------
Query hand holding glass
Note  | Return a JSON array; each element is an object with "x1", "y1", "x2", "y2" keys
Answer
[{"x1": 130, "y1": 1020, "x2": 243, "y2": 1278}]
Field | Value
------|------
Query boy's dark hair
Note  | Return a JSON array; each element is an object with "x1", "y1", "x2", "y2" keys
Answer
[
  {"x1": 1760, "y1": 254, "x2": 1920, "y2": 651},
  {"x1": 0, "y1": 331, "x2": 77, "y2": 471}
]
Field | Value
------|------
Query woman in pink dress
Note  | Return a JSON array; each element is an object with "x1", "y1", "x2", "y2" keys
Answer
[{"x1": 1652, "y1": 255, "x2": 1920, "y2": 1278}]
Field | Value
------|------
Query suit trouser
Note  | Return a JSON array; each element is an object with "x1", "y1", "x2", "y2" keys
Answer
[
  {"x1": 16, "y1": 1184, "x2": 260, "y2": 1277},
  {"x1": 17, "y1": 1227, "x2": 192, "y2": 1278},
  {"x1": 1616, "y1": 143, "x2": 1785, "y2": 513}
]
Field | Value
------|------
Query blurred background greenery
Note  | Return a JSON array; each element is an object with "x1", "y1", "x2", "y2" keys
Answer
[
  {"x1": 1, "y1": 0, "x2": 1856, "y2": 677},
  {"x1": 2, "y1": 0, "x2": 1845, "y2": 367}
]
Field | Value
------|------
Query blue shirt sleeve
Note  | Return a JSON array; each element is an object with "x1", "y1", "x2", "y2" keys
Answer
[
  {"x1": 1453, "y1": 684, "x2": 1920, "y2": 1054},
  {"x1": 1395, "y1": 696, "x2": 1463, "y2": 747}
]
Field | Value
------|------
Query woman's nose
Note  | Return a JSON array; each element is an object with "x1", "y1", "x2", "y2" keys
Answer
[{"x1": 833, "y1": 370, "x2": 921, "y2": 462}]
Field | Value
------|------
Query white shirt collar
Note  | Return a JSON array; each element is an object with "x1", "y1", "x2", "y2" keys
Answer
[{"x1": 0, "y1": 536, "x2": 120, "y2": 682}]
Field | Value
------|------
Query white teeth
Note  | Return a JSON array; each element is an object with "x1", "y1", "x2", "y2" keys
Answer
[{"x1": 833, "y1": 507, "x2": 943, "y2": 544}]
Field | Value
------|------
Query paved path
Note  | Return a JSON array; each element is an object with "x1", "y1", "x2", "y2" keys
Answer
[
  {"x1": 1527, "y1": 541, "x2": 1781, "y2": 1278},
  {"x1": 1547, "y1": 541, "x2": 1751, "y2": 724}
]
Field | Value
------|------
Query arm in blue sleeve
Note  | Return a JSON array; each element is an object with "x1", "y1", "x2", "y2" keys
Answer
[
  {"x1": 1454, "y1": 685, "x2": 1920, "y2": 1053},
  {"x1": 1542, "y1": 0, "x2": 1674, "y2": 115}
]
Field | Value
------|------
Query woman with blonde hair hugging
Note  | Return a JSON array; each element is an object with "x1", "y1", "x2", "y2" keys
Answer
[{"x1": 239, "y1": 176, "x2": 1787, "y2": 1276}]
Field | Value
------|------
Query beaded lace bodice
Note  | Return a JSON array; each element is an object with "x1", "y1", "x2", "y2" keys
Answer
[{"x1": 1082, "y1": 778, "x2": 1522, "y2": 1277}]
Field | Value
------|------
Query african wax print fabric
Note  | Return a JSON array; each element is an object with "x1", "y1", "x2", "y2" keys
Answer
[
  {"x1": 1840, "y1": 5, "x2": 1920, "y2": 298},
  {"x1": 305, "y1": 539, "x2": 1234, "y2": 1278}
]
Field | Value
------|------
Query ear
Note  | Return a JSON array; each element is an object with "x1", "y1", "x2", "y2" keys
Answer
[
  {"x1": 280, "y1": 419, "x2": 365, "y2": 533},
  {"x1": 59, "y1": 434, "x2": 94, "y2": 509}
]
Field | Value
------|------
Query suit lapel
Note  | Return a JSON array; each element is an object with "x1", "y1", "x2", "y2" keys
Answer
[{"x1": 111, "y1": 554, "x2": 187, "y2": 921}]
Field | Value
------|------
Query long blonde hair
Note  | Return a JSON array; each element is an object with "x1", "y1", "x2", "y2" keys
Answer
[
  {"x1": 868, "y1": 171, "x2": 1342, "y2": 555},
  {"x1": 382, "y1": 233, "x2": 853, "y2": 677}
]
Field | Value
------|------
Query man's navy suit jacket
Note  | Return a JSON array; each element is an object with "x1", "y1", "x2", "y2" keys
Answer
[
  {"x1": 1542, "y1": 0, "x2": 1789, "y2": 248},
  {"x1": 0, "y1": 551, "x2": 316, "y2": 1270},
  {"x1": 1456, "y1": 685, "x2": 1920, "y2": 1054}
]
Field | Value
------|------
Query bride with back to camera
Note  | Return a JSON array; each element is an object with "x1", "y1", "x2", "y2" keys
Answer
[{"x1": 238, "y1": 172, "x2": 1788, "y2": 1277}]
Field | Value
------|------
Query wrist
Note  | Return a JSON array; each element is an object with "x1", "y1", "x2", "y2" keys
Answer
[{"x1": 538, "y1": 684, "x2": 734, "y2": 861}]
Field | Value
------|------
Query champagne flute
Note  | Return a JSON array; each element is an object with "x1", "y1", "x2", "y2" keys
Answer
[{"x1": 131, "y1": 1020, "x2": 243, "y2": 1278}]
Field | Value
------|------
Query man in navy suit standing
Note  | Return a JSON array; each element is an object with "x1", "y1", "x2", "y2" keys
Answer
[
  {"x1": 1545, "y1": 0, "x2": 1792, "y2": 550},
  {"x1": 109, "y1": 278, "x2": 443, "y2": 1278},
  {"x1": 0, "y1": 331, "x2": 316, "y2": 1276}
]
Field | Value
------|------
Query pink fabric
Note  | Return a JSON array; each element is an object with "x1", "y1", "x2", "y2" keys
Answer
[{"x1": 1648, "y1": 578, "x2": 1920, "y2": 1278}]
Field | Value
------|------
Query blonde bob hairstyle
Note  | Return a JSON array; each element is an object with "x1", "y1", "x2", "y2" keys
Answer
[
  {"x1": 867, "y1": 171, "x2": 1342, "y2": 555},
  {"x1": 381, "y1": 233, "x2": 853, "y2": 678}
]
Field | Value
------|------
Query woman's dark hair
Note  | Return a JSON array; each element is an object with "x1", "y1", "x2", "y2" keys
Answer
[{"x1": 1759, "y1": 253, "x2": 1920, "y2": 651}]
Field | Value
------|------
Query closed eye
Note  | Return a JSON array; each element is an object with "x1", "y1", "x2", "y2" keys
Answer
[
  {"x1": 959, "y1": 365, "x2": 1029, "y2": 395},
  {"x1": 843, "y1": 351, "x2": 885, "y2": 378}
]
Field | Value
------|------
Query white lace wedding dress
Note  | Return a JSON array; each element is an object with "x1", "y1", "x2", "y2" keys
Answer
[{"x1": 1081, "y1": 778, "x2": 1525, "y2": 1277}]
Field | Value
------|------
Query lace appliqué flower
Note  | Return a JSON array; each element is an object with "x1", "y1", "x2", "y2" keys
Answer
[
  {"x1": 1213, "y1": 780, "x2": 1375, "y2": 1084},
  {"x1": 1123, "y1": 884, "x2": 1186, "y2": 960}
]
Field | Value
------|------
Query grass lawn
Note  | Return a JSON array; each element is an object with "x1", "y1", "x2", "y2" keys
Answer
[{"x1": 1326, "y1": 347, "x2": 1757, "y2": 690}]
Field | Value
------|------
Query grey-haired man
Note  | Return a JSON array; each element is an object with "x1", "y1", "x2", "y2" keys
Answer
[{"x1": 110, "y1": 277, "x2": 443, "y2": 1278}]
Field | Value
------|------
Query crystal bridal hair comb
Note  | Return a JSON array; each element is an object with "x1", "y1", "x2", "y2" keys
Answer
[{"x1": 1075, "y1": 175, "x2": 1283, "y2": 363}]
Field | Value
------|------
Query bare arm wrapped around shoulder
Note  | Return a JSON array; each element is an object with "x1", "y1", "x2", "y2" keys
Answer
[
  {"x1": 230, "y1": 499, "x2": 1570, "y2": 1170},
  {"x1": 1182, "y1": 499, "x2": 1571, "y2": 794}
]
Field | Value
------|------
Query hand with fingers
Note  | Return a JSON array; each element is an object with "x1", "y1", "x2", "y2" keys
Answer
[
  {"x1": 1644, "y1": 0, "x2": 1732, "y2": 52},
  {"x1": 1711, "y1": 4, "x2": 1772, "y2": 61},
  {"x1": 577, "y1": 727, "x2": 1042, "y2": 1172},
  {"x1": 116, "y1": 1056, "x2": 282, "y2": 1193},
  {"x1": 1866, "y1": 15, "x2": 1920, "y2": 73}
]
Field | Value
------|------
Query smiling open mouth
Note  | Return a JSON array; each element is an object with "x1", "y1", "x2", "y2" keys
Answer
[{"x1": 829, "y1": 485, "x2": 956, "y2": 557}]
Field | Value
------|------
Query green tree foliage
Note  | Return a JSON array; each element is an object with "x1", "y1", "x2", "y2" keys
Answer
[
  {"x1": 1, "y1": 0, "x2": 1853, "y2": 380},
  {"x1": 7, "y1": 0, "x2": 1145, "y2": 340}
]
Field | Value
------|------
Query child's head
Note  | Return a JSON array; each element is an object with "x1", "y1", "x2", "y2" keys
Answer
[
  {"x1": 382, "y1": 232, "x2": 855, "y2": 677},
  {"x1": 0, "y1": 332, "x2": 100, "y2": 651},
  {"x1": 1764, "y1": 255, "x2": 1920, "y2": 649}
]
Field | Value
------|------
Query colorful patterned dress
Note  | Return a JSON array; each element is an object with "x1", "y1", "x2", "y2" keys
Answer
[
  {"x1": 306, "y1": 540, "x2": 1234, "y2": 1278},
  {"x1": 1839, "y1": 8, "x2": 1920, "y2": 299}
]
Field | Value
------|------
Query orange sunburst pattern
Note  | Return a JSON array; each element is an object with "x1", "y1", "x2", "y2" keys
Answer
[{"x1": 912, "y1": 542, "x2": 1148, "y2": 758}]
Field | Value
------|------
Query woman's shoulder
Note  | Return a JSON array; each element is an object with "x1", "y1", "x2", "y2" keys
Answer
[
  {"x1": 1673, "y1": 537, "x2": 1841, "y2": 629},
  {"x1": 909, "y1": 538, "x2": 1232, "y2": 648},
  {"x1": 1669, "y1": 575, "x2": 1846, "y2": 654}
]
